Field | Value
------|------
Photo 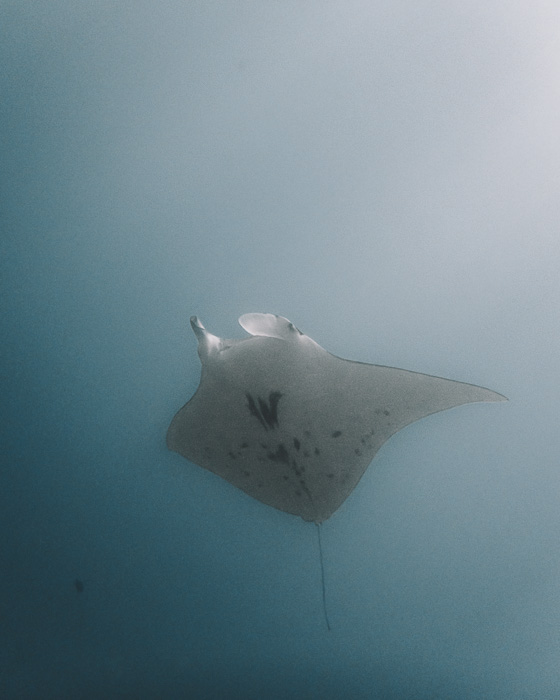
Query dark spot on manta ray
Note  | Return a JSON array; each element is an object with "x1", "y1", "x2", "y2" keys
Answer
[
  {"x1": 326, "y1": 473, "x2": 334, "y2": 478},
  {"x1": 314, "y1": 447, "x2": 320, "y2": 456},
  {"x1": 283, "y1": 475, "x2": 289, "y2": 481},
  {"x1": 246, "y1": 391, "x2": 283, "y2": 430},
  {"x1": 240, "y1": 442, "x2": 249, "y2": 448},
  {"x1": 291, "y1": 459, "x2": 305, "y2": 476},
  {"x1": 287, "y1": 461, "x2": 312, "y2": 501},
  {"x1": 384, "y1": 410, "x2": 390, "y2": 416},
  {"x1": 259, "y1": 392, "x2": 283, "y2": 428},
  {"x1": 293, "y1": 437, "x2": 300, "y2": 451},
  {"x1": 228, "y1": 451, "x2": 237, "y2": 459},
  {"x1": 74, "y1": 579, "x2": 84, "y2": 593},
  {"x1": 267, "y1": 443, "x2": 289, "y2": 464},
  {"x1": 354, "y1": 448, "x2": 362, "y2": 455},
  {"x1": 331, "y1": 430, "x2": 342, "y2": 438},
  {"x1": 298, "y1": 479, "x2": 313, "y2": 501},
  {"x1": 243, "y1": 470, "x2": 251, "y2": 476},
  {"x1": 246, "y1": 393, "x2": 266, "y2": 429}
]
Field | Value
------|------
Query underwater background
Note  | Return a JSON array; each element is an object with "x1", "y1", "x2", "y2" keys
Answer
[{"x1": 2, "y1": 2, "x2": 560, "y2": 698}]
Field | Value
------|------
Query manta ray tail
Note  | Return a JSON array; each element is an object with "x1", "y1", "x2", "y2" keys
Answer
[{"x1": 316, "y1": 522, "x2": 331, "y2": 632}]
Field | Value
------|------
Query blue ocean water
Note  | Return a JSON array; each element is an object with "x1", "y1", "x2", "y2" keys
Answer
[{"x1": 3, "y1": 3, "x2": 560, "y2": 698}]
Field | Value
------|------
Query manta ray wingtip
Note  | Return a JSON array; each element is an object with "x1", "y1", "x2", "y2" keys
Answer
[{"x1": 484, "y1": 387, "x2": 508, "y2": 402}]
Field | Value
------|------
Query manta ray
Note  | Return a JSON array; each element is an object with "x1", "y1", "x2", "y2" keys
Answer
[{"x1": 167, "y1": 313, "x2": 506, "y2": 524}]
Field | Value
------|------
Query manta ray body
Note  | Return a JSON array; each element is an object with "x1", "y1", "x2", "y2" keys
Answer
[{"x1": 167, "y1": 313, "x2": 506, "y2": 523}]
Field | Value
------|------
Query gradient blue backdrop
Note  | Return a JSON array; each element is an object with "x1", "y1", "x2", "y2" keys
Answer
[{"x1": 2, "y1": 2, "x2": 560, "y2": 698}]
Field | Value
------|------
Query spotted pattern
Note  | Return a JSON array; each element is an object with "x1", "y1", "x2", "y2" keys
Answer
[{"x1": 223, "y1": 390, "x2": 395, "y2": 503}]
